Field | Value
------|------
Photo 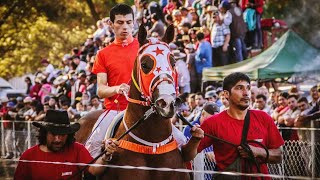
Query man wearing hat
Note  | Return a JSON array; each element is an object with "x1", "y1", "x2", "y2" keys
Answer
[
  {"x1": 14, "y1": 110, "x2": 117, "y2": 179},
  {"x1": 205, "y1": 90, "x2": 218, "y2": 103},
  {"x1": 173, "y1": 50, "x2": 191, "y2": 93}
]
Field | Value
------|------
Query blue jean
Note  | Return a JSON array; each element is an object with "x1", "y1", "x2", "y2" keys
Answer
[
  {"x1": 254, "y1": 12, "x2": 263, "y2": 48},
  {"x1": 233, "y1": 36, "x2": 248, "y2": 62}
]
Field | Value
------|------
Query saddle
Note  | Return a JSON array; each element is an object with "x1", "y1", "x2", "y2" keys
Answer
[
  {"x1": 103, "y1": 110, "x2": 178, "y2": 154},
  {"x1": 104, "y1": 110, "x2": 125, "y2": 139}
]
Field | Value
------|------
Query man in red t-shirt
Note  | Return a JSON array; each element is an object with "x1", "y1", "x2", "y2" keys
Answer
[
  {"x1": 198, "y1": 72, "x2": 284, "y2": 179},
  {"x1": 14, "y1": 110, "x2": 114, "y2": 179},
  {"x1": 85, "y1": 4, "x2": 140, "y2": 158}
]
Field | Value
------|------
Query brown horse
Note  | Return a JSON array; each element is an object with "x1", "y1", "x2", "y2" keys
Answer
[{"x1": 75, "y1": 25, "x2": 190, "y2": 180}]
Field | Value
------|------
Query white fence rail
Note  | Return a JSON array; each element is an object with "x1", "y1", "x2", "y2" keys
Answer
[{"x1": 1, "y1": 120, "x2": 319, "y2": 179}]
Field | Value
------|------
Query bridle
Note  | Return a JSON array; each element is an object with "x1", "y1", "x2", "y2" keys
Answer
[
  {"x1": 119, "y1": 37, "x2": 180, "y2": 154},
  {"x1": 126, "y1": 37, "x2": 179, "y2": 107}
]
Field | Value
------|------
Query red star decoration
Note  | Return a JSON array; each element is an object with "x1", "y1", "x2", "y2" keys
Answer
[
  {"x1": 152, "y1": 47, "x2": 164, "y2": 56},
  {"x1": 156, "y1": 67, "x2": 162, "y2": 73},
  {"x1": 166, "y1": 67, "x2": 171, "y2": 72}
]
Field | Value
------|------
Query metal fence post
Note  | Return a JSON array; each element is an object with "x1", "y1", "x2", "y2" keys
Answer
[
  {"x1": 27, "y1": 121, "x2": 31, "y2": 149},
  {"x1": 193, "y1": 151, "x2": 205, "y2": 180},
  {"x1": 1, "y1": 120, "x2": 4, "y2": 156},
  {"x1": 311, "y1": 120, "x2": 315, "y2": 179},
  {"x1": 12, "y1": 121, "x2": 16, "y2": 158}
]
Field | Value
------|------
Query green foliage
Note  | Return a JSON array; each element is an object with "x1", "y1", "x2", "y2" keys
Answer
[
  {"x1": 1, "y1": 0, "x2": 315, "y2": 80},
  {"x1": 0, "y1": 15, "x2": 93, "y2": 79},
  {"x1": 0, "y1": 0, "x2": 133, "y2": 80}
]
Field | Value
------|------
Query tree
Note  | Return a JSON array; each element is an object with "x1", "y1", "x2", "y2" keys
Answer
[{"x1": 0, "y1": 0, "x2": 133, "y2": 79}]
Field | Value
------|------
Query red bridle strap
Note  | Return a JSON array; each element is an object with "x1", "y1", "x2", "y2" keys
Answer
[{"x1": 126, "y1": 97, "x2": 151, "y2": 106}]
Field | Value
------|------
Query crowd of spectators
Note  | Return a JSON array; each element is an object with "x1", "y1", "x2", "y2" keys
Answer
[{"x1": 0, "y1": 2, "x2": 318, "y2": 177}]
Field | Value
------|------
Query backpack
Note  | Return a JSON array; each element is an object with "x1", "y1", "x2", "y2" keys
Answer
[{"x1": 243, "y1": 8, "x2": 256, "y2": 31}]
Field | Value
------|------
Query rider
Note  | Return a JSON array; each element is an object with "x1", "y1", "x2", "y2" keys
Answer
[
  {"x1": 86, "y1": 4, "x2": 139, "y2": 157},
  {"x1": 198, "y1": 72, "x2": 284, "y2": 179},
  {"x1": 87, "y1": 4, "x2": 203, "y2": 162}
]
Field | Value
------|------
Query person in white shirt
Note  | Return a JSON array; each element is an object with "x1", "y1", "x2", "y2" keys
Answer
[
  {"x1": 93, "y1": 20, "x2": 107, "y2": 41},
  {"x1": 72, "y1": 55, "x2": 87, "y2": 73},
  {"x1": 89, "y1": 95, "x2": 103, "y2": 111},
  {"x1": 309, "y1": 85, "x2": 319, "y2": 107},
  {"x1": 41, "y1": 59, "x2": 55, "y2": 82},
  {"x1": 173, "y1": 50, "x2": 191, "y2": 94},
  {"x1": 281, "y1": 95, "x2": 301, "y2": 127},
  {"x1": 180, "y1": 7, "x2": 192, "y2": 24}
]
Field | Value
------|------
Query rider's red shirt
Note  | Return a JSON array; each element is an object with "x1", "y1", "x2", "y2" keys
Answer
[
  {"x1": 92, "y1": 39, "x2": 139, "y2": 110},
  {"x1": 14, "y1": 142, "x2": 93, "y2": 180},
  {"x1": 198, "y1": 110, "x2": 284, "y2": 179}
]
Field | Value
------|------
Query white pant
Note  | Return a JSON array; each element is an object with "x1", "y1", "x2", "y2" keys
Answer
[
  {"x1": 5, "y1": 129, "x2": 13, "y2": 155},
  {"x1": 85, "y1": 110, "x2": 119, "y2": 158},
  {"x1": 85, "y1": 110, "x2": 187, "y2": 157}
]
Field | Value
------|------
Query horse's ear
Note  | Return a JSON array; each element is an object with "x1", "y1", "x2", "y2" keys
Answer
[
  {"x1": 138, "y1": 24, "x2": 148, "y2": 47},
  {"x1": 162, "y1": 24, "x2": 175, "y2": 44}
]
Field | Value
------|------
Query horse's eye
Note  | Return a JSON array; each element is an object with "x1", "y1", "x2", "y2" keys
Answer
[{"x1": 140, "y1": 55, "x2": 154, "y2": 74}]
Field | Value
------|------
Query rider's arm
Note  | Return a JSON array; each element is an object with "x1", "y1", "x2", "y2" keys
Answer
[
  {"x1": 88, "y1": 139, "x2": 119, "y2": 175},
  {"x1": 96, "y1": 73, "x2": 129, "y2": 98},
  {"x1": 238, "y1": 145, "x2": 283, "y2": 164},
  {"x1": 97, "y1": 72, "x2": 118, "y2": 98},
  {"x1": 180, "y1": 125, "x2": 204, "y2": 162}
]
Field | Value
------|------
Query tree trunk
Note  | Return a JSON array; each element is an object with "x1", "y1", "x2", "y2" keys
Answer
[{"x1": 85, "y1": 0, "x2": 100, "y2": 22}]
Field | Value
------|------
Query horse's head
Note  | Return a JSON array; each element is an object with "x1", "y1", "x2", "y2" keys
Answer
[{"x1": 129, "y1": 24, "x2": 178, "y2": 118}]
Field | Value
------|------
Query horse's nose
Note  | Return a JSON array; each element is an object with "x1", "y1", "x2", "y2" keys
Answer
[{"x1": 155, "y1": 94, "x2": 175, "y2": 109}]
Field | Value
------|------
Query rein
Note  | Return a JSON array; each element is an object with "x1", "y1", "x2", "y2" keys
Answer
[
  {"x1": 69, "y1": 107, "x2": 156, "y2": 180},
  {"x1": 176, "y1": 112, "x2": 269, "y2": 178}
]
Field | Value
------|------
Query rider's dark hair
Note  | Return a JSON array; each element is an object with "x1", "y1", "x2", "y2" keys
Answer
[
  {"x1": 223, "y1": 72, "x2": 250, "y2": 93},
  {"x1": 110, "y1": 4, "x2": 134, "y2": 23}
]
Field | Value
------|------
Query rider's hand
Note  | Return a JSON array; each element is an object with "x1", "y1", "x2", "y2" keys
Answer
[
  {"x1": 103, "y1": 139, "x2": 120, "y2": 156},
  {"x1": 205, "y1": 151, "x2": 216, "y2": 163},
  {"x1": 190, "y1": 124, "x2": 204, "y2": 141},
  {"x1": 116, "y1": 83, "x2": 130, "y2": 95},
  {"x1": 238, "y1": 145, "x2": 263, "y2": 159}
]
